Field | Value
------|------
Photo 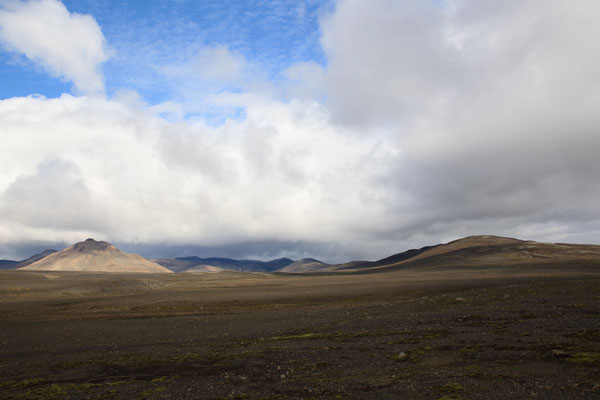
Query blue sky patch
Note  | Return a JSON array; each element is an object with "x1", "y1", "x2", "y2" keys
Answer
[{"x1": 1, "y1": 0, "x2": 330, "y2": 109}]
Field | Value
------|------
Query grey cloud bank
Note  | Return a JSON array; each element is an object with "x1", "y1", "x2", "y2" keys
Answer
[{"x1": 1, "y1": 0, "x2": 600, "y2": 261}]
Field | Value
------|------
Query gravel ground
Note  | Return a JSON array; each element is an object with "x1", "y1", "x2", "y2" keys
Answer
[{"x1": 0, "y1": 269, "x2": 599, "y2": 399}]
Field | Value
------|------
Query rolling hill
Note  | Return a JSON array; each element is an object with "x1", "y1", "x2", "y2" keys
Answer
[
  {"x1": 278, "y1": 258, "x2": 329, "y2": 273},
  {"x1": 334, "y1": 235, "x2": 600, "y2": 273}
]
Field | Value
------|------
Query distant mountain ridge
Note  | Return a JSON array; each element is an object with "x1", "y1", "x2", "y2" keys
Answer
[
  {"x1": 0, "y1": 249, "x2": 57, "y2": 270},
  {"x1": 15, "y1": 249, "x2": 58, "y2": 269},
  {"x1": 154, "y1": 256, "x2": 294, "y2": 273},
  {"x1": 6, "y1": 235, "x2": 600, "y2": 274},
  {"x1": 0, "y1": 260, "x2": 17, "y2": 269}
]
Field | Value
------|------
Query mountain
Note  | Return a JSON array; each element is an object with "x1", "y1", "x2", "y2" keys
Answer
[
  {"x1": 154, "y1": 256, "x2": 294, "y2": 273},
  {"x1": 0, "y1": 249, "x2": 57, "y2": 270},
  {"x1": 20, "y1": 238, "x2": 172, "y2": 273},
  {"x1": 278, "y1": 258, "x2": 329, "y2": 273},
  {"x1": 14, "y1": 249, "x2": 58, "y2": 269},
  {"x1": 10, "y1": 235, "x2": 600, "y2": 275},
  {"x1": 152, "y1": 258, "x2": 199, "y2": 273},
  {"x1": 336, "y1": 245, "x2": 438, "y2": 270},
  {"x1": 337, "y1": 235, "x2": 600, "y2": 273},
  {"x1": 0, "y1": 260, "x2": 17, "y2": 269}
]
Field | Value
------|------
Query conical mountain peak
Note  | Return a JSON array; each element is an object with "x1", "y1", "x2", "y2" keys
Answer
[
  {"x1": 20, "y1": 239, "x2": 172, "y2": 273},
  {"x1": 71, "y1": 238, "x2": 115, "y2": 253}
]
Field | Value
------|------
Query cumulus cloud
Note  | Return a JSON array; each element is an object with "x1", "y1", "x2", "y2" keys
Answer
[
  {"x1": 0, "y1": 158, "x2": 102, "y2": 231},
  {"x1": 319, "y1": 0, "x2": 600, "y2": 129},
  {"x1": 0, "y1": 93, "x2": 397, "y2": 260},
  {"x1": 2, "y1": 0, "x2": 600, "y2": 261},
  {"x1": 284, "y1": 61, "x2": 326, "y2": 100},
  {"x1": 320, "y1": 0, "x2": 459, "y2": 127},
  {"x1": 196, "y1": 45, "x2": 246, "y2": 83},
  {"x1": 0, "y1": 0, "x2": 110, "y2": 94},
  {"x1": 311, "y1": 0, "x2": 600, "y2": 241}
]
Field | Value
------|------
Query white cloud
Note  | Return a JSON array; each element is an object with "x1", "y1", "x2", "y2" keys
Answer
[
  {"x1": 320, "y1": 0, "x2": 459, "y2": 127},
  {"x1": 319, "y1": 0, "x2": 600, "y2": 130},
  {"x1": 159, "y1": 44, "x2": 247, "y2": 86},
  {"x1": 0, "y1": 93, "x2": 398, "y2": 259},
  {"x1": 0, "y1": 158, "x2": 103, "y2": 231},
  {"x1": 154, "y1": 44, "x2": 268, "y2": 122},
  {"x1": 195, "y1": 45, "x2": 246, "y2": 83},
  {"x1": 284, "y1": 61, "x2": 326, "y2": 100},
  {"x1": 301, "y1": 0, "x2": 600, "y2": 250},
  {"x1": 0, "y1": 0, "x2": 110, "y2": 94}
]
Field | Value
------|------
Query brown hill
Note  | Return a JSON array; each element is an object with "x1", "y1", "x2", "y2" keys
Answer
[
  {"x1": 20, "y1": 239, "x2": 172, "y2": 273},
  {"x1": 278, "y1": 258, "x2": 329, "y2": 273},
  {"x1": 342, "y1": 235, "x2": 600, "y2": 273},
  {"x1": 184, "y1": 265, "x2": 225, "y2": 273}
]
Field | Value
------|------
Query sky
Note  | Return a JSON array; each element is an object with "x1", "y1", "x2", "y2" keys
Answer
[{"x1": 1, "y1": 0, "x2": 600, "y2": 262}]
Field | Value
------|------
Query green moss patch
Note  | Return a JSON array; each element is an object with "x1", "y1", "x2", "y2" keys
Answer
[{"x1": 566, "y1": 352, "x2": 600, "y2": 365}]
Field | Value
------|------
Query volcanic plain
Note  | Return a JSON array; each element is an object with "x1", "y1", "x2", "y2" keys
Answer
[{"x1": 1, "y1": 236, "x2": 600, "y2": 399}]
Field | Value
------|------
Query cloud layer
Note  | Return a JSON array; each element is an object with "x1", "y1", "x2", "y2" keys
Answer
[{"x1": 1, "y1": 0, "x2": 600, "y2": 261}]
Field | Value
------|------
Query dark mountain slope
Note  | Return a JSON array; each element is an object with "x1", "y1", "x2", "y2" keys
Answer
[
  {"x1": 14, "y1": 249, "x2": 57, "y2": 269},
  {"x1": 0, "y1": 260, "x2": 17, "y2": 269},
  {"x1": 154, "y1": 257, "x2": 294, "y2": 273},
  {"x1": 337, "y1": 245, "x2": 438, "y2": 270},
  {"x1": 0, "y1": 249, "x2": 57, "y2": 270}
]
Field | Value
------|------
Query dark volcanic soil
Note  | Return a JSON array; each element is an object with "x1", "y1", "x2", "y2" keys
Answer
[{"x1": 0, "y1": 268, "x2": 599, "y2": 399}]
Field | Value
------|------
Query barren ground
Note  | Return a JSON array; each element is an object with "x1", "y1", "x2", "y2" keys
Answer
[{"x1": 0, "y1": 267, "x2": 599, "y2": 399}]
